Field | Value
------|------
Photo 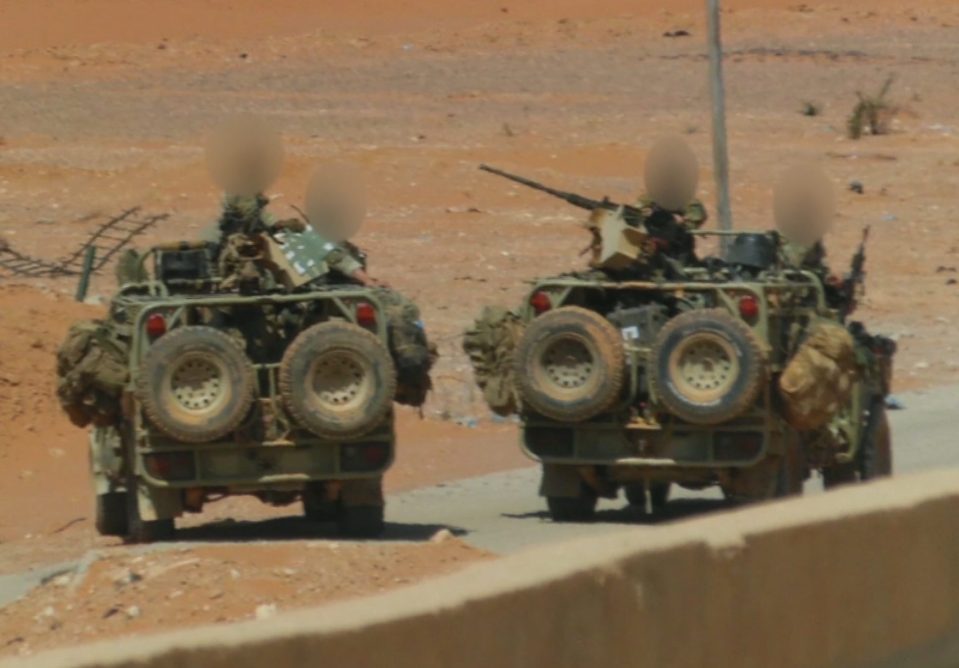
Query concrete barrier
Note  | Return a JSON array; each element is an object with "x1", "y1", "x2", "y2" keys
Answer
[{"x1": 11, "y1": 470, "x2": 959, "y2": 668}]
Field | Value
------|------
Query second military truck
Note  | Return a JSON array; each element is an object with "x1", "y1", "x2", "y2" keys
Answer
[{"x1": 466, "y1": 166, "x2": 895, "y2": 521}]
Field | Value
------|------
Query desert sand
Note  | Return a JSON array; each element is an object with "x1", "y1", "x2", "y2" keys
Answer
[{"x1": 1, "y1": 0, "x2": 958, "y2": 655}]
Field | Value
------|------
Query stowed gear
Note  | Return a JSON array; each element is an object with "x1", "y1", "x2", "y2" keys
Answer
[{"x1": 56, "y1": 320, "x2": 130, "y2": 428}]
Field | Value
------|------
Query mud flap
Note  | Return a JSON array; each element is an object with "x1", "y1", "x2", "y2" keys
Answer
[
  {"x1": 539, "y1": 464, "x2": 583, "y2": 499},
  {"x1": 135, "y1": 483, "x2": 182, "y2": 522},
  {"x1": 340, "y1": 477, "x2": 385, "y2": 508},
  {"x1": 90, "y1": 427, "x2": 125, "y2": 495}
]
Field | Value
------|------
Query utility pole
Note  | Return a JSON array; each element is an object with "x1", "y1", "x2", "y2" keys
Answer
[{"x1": 706, "y1": 0, "x2": 733, "y2": 249}]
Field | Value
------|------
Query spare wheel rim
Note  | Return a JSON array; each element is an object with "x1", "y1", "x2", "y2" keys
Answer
[
  {"x1": 668, "y1": 333, "x2": 740, "y2": 404},
  {"x1": 536, "y1": 335, "x2": 598, "y2": 398},
  {"x1": 307, "y1": 349, "x2": 374, "y2": 413},
  {"x1": 166, "y1": 353, "x2": 231, "y2": 418}
]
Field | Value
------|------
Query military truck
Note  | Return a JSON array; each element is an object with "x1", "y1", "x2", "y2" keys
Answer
[
  {"x1": 65, "y1": 237, "x2": 421, "y2": 542},
  {"x1": 467, "y1": 169, "x2": 895, "y2": 521}
]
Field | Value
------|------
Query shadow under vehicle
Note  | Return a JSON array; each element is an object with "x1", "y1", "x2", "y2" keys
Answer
[{"x1": 85, "y1": 240, "x2": 404, "y2": 542}]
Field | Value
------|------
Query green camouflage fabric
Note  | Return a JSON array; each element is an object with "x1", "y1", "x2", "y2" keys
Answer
[
  {"x1": 314, "y1": 240, "x2": 362, "y2": 278},
  {"x1": 114, "y1": 249, "x2": 148, "y2": 286},
  {"x1": 782, "y1": 239, "x2": 826, "y2": 270},
  {"x1": 636, "y1": 196, "x2": 708, "y2": 230},
  {"x1": 217, "y1": 194, "x2": 361, "y2": 282},
  {"x1": 778, "y1": 319, "x2": 857, "y2": 430},
  {"x1": 374, "y1": 288, "x2": 436, "y2": 407},
  {"x1": 56, "y1": 320, "x2": 130, "y2": 428},
  {"x1": 218, "y1": 232, "x2": 278, "y2": 293},
  {"x1": 781, "y1": 240, "x2": 854, "y2": 312},
  {"x1": 218, "y1": 194, "x2": 273, "y2": 236},
  {"x1": 462, "y1": 306, "x2": 525, "y2": 416},
  {"x1": 631, "y1": 196, "x2": 708, "y2": 263}
]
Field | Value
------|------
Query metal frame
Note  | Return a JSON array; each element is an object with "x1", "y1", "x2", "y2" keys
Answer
[
  {"x1": 516, "y1": 268, "x2": 861, "y2": 474},
  {"x1": 113, "y1": 282, "x2": 395, "y2": 494}
]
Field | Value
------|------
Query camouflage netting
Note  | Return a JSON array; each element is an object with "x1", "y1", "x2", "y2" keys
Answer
[
  {"x1": 375, "y1": 288, "x2": 437, "y2": 408},
  {"x1": 56, "y1": 320, "x2": 130, "y2": 428},
  {"x1": 778, "y1": 319, "x2": 857, "y2": 431},
  {"x1": 462, "y1": 306, "x2": 525, "y2": 416}
]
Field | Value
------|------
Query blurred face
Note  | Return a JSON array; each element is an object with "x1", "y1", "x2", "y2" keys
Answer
[
  {"x1": 206, "y1": 115, "x2": 283, "y2": 197},
  {"x1": 774, "y1": 165, "x2": 835, "y2": 246},
  {"x1": 305, "y1": 162, "x2": 367, "y2": 242},
  {"x1": 643, "y1": 136, "x2": 699, "y2": 211}
]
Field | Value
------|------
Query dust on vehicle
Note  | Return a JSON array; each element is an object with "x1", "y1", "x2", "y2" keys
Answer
[
  {"x1": 55, "y1": 120, "x2": 435, "y2": 542},
  {"x1": 466, "y1": 152, "x2": 895, "y2": 521}
]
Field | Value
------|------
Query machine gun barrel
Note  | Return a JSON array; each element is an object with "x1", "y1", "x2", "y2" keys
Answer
[
  {"x1": 479, "y1": 164, "x2": 611, "y2": 213},
  {"x1": 478, "y1": 163, "x2": 680, "y2": 238}
]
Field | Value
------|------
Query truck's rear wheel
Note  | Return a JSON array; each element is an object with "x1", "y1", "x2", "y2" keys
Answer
[
  {"x1": 822, "y1": 463, "x2": 857, "y2": 489},
  {"x1": 860, "y1": 401, "x2": 892, "y2": 480},
  {"x1": 279, "y1": 321, "x2": 396, "y2": 440},
  {"x1": 724, "y1": 448, "x2": 800, "y2": 502},
  {"x1": 624, "y1": 482, "x2": 670, "y2": 511},
  {"x1": 137, "y1": 326, "x2": 255, "y2": 443},
  {"x1": 514, "y1": 307, "x2": 625, "y2": 422},
  {"x1": 650, "y1": 309, "x2": 766, "y2": 425},
  {"x1": 302, "y1": 482, "x2": 337, "y2": 522},
  {"x1": 546, "y1": 483, "x2": 598, "y2": 522},
  {"x1": 775, "y1": 429, "x2": 805, "y2": 497},
  {"x1": 95, "y1": 492, "x2": 128, "y2": 537}
]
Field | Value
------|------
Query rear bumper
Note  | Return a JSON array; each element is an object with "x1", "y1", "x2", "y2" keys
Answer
[
  {"x1": 136, "y1": 424, "x2": 395, "y2": 489},
  {"x1": 521, "y1": 414, "x2": 779, "y2": 470}
]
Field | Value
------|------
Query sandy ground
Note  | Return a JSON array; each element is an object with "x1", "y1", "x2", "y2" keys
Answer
[
  {"x1": 0, "y1": 537, "x2": 489, "y2": 658},
  {"x1": 1, "y1": 0, "x2": 959, "y2": 656}
]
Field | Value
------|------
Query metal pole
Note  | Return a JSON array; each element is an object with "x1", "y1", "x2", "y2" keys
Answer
[
  {"x1": 75, "y1": 245, "x2": 96, "y2": 302},
  {"x1": 706, "y1": 0, "x2": 733, "y2": 250}
]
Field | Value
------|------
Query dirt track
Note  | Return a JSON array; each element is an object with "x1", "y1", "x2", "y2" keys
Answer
[{"x1": 1, "y1": 0, "x2": 959, "y2": 657}]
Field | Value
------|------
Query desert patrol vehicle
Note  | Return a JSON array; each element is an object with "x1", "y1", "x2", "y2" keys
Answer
[
  {"x1": 57, "y1": 119, "x2": 433, "y2": 541},
  {"x1": 466, "y1": 158, "x2": 895, "y2": 521}
]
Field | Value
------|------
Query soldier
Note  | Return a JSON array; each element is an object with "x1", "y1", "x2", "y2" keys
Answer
[
  {"x1": 212, "y1": 191, "x2": 383, "y2": 289},
  {"x1": 204, "y1": 117, "x2": 382, "y2": 290},
  {"x1": 633, "y1": 136, "x2": 708, "y2": 263},
  {"x1": 480, "y1": 136, "x2": 708, "y2": 276},
  {"x1": 773, "y1": 165, "x2": 856, "y2": 313}
]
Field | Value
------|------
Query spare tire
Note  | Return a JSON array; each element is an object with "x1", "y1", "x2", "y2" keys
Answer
[
  {"x1": 514, "y1": 306, "x2": 625, "y2": 422},
  {"x1": 137, "y1": 326, "x2": 255, "y2": 443},
  {"x1": 279, "y1": 321, "x2": 396, "y2": 440},
  {"x1": 650, "y1": 309, "x2": 765, "y2": 425}
]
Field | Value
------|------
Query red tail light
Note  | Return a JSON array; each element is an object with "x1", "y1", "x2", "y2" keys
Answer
[
  {"x1": 738, "y1": 295, "x2": 759, "y2": 320},
  {"x1": 341, "y1": 443, "x2": 391, "y2": 472},
  {"x1": 144, "y1": 452, "x2": 195, "y2": 481},
  {"x1": 146, "y1": 313, "x2": 167, "y2": 338},
  {"x1": 355, "y1": 302, "x2": 377, "y2": 328},
  {"x1": 530, "y1": 291, "x2": 552, "y2": 315}
]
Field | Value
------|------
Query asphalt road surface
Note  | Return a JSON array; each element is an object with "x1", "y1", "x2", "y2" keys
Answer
[
  {"x1": 388, "y1": 384, "x2": 958, "y2": 554},
  {"x1": 0, "y1": 385, "x2": 954, "y2": 607}
]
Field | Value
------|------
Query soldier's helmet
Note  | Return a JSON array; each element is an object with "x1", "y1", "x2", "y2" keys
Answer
[
  {"x1": 644, "y1": 136, "x2": 699, "y2": 212},
  {"x1": 206, "y1": 116, "x2": 284, "y2": 197}
]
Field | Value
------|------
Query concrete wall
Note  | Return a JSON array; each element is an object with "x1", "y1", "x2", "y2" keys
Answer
[{"x1": 13, "y1": 470, "x2": 959, "y2": 668}]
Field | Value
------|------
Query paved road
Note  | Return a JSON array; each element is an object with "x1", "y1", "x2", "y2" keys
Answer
[
  {"x1": 388, "y1": 385, "x2": 959, "y2": 554},
  {"x1": 0, "y1": 386, "x2": 954, "y2": 607}
]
